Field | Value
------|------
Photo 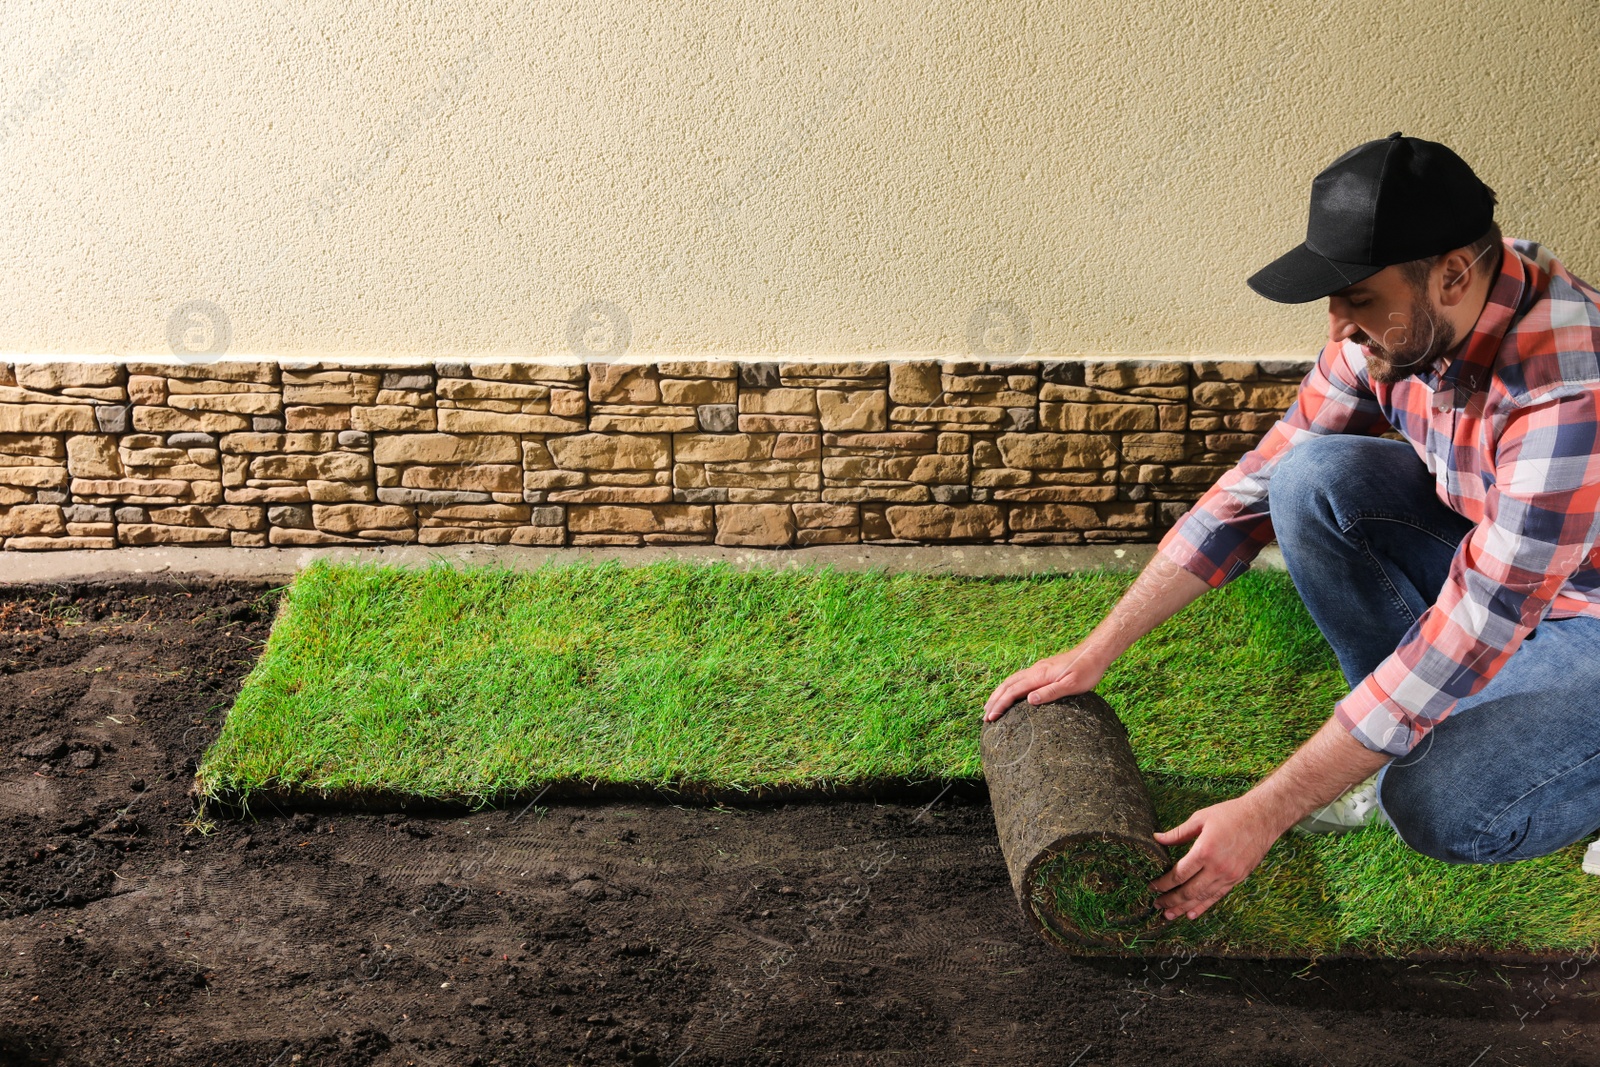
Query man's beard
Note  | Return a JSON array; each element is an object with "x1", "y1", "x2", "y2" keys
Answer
[{"x1": 1350, "y1": 289, "x2": 1459, "y2": 385}]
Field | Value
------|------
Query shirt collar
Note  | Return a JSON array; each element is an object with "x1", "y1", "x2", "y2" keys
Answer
[{"x1": 1435, "y1": 239, "x2": 1528, "y2": 410}]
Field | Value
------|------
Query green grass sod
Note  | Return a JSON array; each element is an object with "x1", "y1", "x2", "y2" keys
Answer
[{"x1": 195, "y1": 558, "x2": 1600, "y2": 957}]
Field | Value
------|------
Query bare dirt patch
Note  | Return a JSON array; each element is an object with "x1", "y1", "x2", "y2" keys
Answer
[{"x1": 0, "y1": 577, "x2": 1596, "y2": 1066}]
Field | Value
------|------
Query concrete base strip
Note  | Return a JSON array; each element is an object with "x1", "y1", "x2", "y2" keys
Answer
[{"x1": 0, "y1": 542, "x2": 1288, "y2": 585}]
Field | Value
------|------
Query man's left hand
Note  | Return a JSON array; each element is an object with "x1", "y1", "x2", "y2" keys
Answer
[{"x1": 1146, "y1": 792, "x2": 1287, "y2": 921}]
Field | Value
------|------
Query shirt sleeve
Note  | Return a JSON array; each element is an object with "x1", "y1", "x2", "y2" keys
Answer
[
  {"x1": 1155, "y1": 341, "x2": 1393, "y2": 588},
  {"x1": 1335, "y1": 388, "x2": 1600, "y2": 756}
]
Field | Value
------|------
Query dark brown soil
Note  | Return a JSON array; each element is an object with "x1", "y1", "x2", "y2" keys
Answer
[{"x1": 1, "y1": 577, "x2": 1597, "y2": 1067}]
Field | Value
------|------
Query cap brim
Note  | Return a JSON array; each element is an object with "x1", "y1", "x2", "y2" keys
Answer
[{"x1": 1247, "y1": 243, "x2": 1385, "y2": 304}]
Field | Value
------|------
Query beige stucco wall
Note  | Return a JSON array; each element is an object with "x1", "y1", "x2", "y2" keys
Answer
[{"x1": 2, "y1": 1, "x2": 1596, "y2": 363}]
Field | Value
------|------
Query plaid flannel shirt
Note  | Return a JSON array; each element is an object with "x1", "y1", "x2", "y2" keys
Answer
[{"x1": 1156, "y1": 237, "x2": 1600, "y2": 756}]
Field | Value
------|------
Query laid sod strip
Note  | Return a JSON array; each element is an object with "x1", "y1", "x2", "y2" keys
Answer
[{"x1": 195, "y1": 558, "x2": 1600, "y2": 957}]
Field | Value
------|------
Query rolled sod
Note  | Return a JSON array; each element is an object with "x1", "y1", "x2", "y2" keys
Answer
[{"x1": 981, "y1": 693, "x2": 1175, "y2": 949}]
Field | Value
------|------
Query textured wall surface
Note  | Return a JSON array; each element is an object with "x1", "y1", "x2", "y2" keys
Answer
[
  {"x1": 0, "y1": 356, "x2": 1313, "y2": 550},
  {"x1": 2, "y1": 2, "x2": 1596, "y2": 361}
]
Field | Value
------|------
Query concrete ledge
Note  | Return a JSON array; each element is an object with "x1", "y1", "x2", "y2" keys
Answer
[{"x1": 0, "y1": 541, "x2": 1286, "y2": 584}]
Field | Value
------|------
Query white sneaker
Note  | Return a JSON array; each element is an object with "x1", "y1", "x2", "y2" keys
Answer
[
  {"x1": 1293, "y1": 771, "x2": 1384, "y2": 835},
  {"x1": 1583, "y1": 838, "x2": 1600, "y2": 876}
]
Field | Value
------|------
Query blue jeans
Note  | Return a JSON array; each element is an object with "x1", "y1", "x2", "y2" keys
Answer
[{"x1": 1269, "y1": 434, "x2": 1600, "y2": 864}]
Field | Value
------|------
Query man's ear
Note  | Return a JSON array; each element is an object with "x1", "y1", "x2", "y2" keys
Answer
[{"x1": 1437, "y1": 249, "x2": 1475, "y2": 307}]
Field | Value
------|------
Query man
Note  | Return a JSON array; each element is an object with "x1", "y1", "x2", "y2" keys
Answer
[{"x1": 982, "y1": 132, "x2": 1600, "y2": 923}]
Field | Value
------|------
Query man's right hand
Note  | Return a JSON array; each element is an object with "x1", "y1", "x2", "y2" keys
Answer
[{"x1": 981, "y1": 644, "x2": 1110, "y2": 722}]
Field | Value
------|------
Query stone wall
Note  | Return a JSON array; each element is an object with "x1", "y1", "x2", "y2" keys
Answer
[{"x1": 0, "y1": 358, "x2": 1311, "y2": 550}]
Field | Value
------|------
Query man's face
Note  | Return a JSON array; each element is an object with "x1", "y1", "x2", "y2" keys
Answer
[{"x1": 1327, "y1": 264, "x2": 1459, "y2": 384}]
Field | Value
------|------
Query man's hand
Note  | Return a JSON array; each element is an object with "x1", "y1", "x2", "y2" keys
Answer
[
  {"x1": 1146, "y1": 792, "x2": 1287, "y2": 921},
  {"x1": 981, "y1": 644, "x2": 1109, "y2": 722}
]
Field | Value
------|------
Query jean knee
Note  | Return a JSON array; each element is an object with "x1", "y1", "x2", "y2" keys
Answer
[{"x1": 1378, "y1": 765, "x2": 1479, "y2": 863}]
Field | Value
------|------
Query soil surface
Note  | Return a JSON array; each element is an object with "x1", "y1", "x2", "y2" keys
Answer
[{"x1": 1, "y1": 577, "x2": 1597, "y2": 1067}]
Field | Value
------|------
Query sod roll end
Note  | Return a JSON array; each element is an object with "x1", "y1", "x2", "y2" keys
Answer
[{"x1": 981, "y1": 693, "x2": 1176, "y2": 950}]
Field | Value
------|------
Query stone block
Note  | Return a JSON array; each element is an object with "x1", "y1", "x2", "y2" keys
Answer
[
  {"x1": 1040, "y1": 361, "x2": 1087, "y2": 386},
  {"x1": 995, "y1": 433, "x2": 1117, "y2": 470},
  {"x1": 376, "y1": 487, "x2": 495, "y2": 506},
  {"x1": 0, "y1": 504, "x2": 65, "y2": 537},
  {"x1": 780, "y1": 361, "x2": 887, "y2": 381},
  {"x1": 794, "y1": 502, "x2": 857, "y2": 529},
  {"x1": 351, "y1": 406, "x2": 437, "y2": 432},
  {"x1": 1121, "y1": 431, "x2": 1188, "y2": 463},
  {"x1": 697, "y1": 404, "x2": 738, "y2": 432},
  {"x1": 888, "y1": 362, "x2": 941, "y2": 405},
  {"x1": 772, "y1": 433, "x2": 819, "y2": 460},
  {"x1": 817, "y1": 389, "x2": 888, "y2": 432},
  {"x1": 888, "y1": 406, "x2": 1004, "y2": 428},
  {"x1": 0, "y1": 465, "x2": 66, "y2": 490},
  {"x1": 1205, "y1": 432, "x2": 1261, "y2": 452},
  {"x1": 820, "y1": 485, "x2": 931, "y2": 504},
  {"x1": 70, "y1": 477, "x2": 192, "y2": 502},
  {"x1": 1192, "y1": 360, "x2": 1259, "y2": 381},
  {"x1": 125, "y1": 376, "x2": 166, "y2": 406},
  {"x1": 522, "y1": 471, "x2": 586, "y2": 493},
  {"x1": 588, "y1": 363, "x2": 658, "y2": 404},
  {"x1": 823, "y1": 432, "x2": 937, "y2": 453},
  {"x1": 4, "y1": 535, "x2": 116, "y2": 549},
  {"x1": 281, "y1": 371, "x2": 381, "y2": 404},
  {"x1": 738, "y1": 363, "x2": 781, "y2": 389},
  {"x1": 144, "y1": 504, "x2": 265, "y2": 530},
  {"x1": 714, "y1": 504, "x2": 795, "y2": 547},
  {"x1": 1224, "y1": 411, "x2": 1280, "y2": 432},
  {"x1": 0, "y1": 404, "x2": 99, "y2": 433},
  {"x1": 284, "y1": 405, "x2": 352, "y2": 431},
  {"x1": 589, "y1": 413, "x2": 699, "y2": 433},
  {"x1": 165, "y1": 391, "x2": 281, "y2": 416},
  {"x1": 937, "y1": 433, "x2": 970, "y2": 455},
  {"x1": 117, "y1": 523, "x2": 231, "y2": 545},
  {"x1": 567, "y1": 504, "x2": 713, "y2": 535},
  {"x1": 547, "y1": 433, "x2": 670, "y2": 471},
  {"x1": 884, "y1": 504, "x2": 1003, "y2": 541},
  {"x1": 661, "y1": 378, "x2": 736, "y2": 406},
  {"x1": 1096, "y1": 502, "x2": 1156, "y2": 530},
  {"x1": 737, "y1": 415, "x2": 819, "y2": 433},
  {"x1": 373, "y1": 433, "x2": 520, "y2": 466},
  {"x1": 993, "y1": 486, "x2": 1116, "y2": 503},
  {"x1": 549, "y1": 388, "x2": 586, "y2": 417},
  {"x1": 127, "y1": 361, "x2": 276, "y2": 384},
  {"x1": 65, "y1": 435, "x2": 123, "y2": 478},
  {"x1": 94, "y1": 406, "x2": 129, "y2": 434},
  {"x1": 15, "y1": 362, "x2": 124, "y2": 390},
  {"x1": 382, "y1": 372, "x2": 434, "y2": 391},
  {"x1": 0, "y1": 434, "x2": 65, "y2": 460},
  {"x1": 1084, "y1": 360, "x2": 1189, "y2": 389},
  {"x1": 268, "y1": 527, "x2": 363, "y2": 546},
  {"x1": 660, "y1": 361, "x2": 740, "y2": 379},
  {"x1": 674, "y1": 433, "x2": 774, "y2": 464},
  {"x1": 311, "y1": 504, "x2": 414, "y2": 532},
  {"x1": 795, "y1": 527, "x2": 858, "y2": 546},
  {"x1": 739, "y1": 388, "x2": 817, "y2": 416},
  {"x1": 547, "y1": 487, "x2": 676, "y2": 504},
  {"x1": 1169, "y1": 465, "x2": 1231, "y2": 485},
  {"x1": 436, "y1": 409, "x2": 586, "y2": 434},
  {"x1": 307, "y1": 480, "x2": 376, "y2": 502},
  {"x1": 250, "y1": 453, "x2": 371, "y2": 482},
  {"x1": 1257, "y1": 360, "x2": 1314, "y2": 378},
  {"x1": 397, "y1": 464, "x2": 521, "y2": 493},
  {"x1": 1039, "y1": 402, "x2": 1157, "y2": 433}
]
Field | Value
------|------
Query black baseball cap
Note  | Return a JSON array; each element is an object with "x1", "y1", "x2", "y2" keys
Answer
[{"x1": 1247, "y1": 132, "x2": 1496, "y2": 304}]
